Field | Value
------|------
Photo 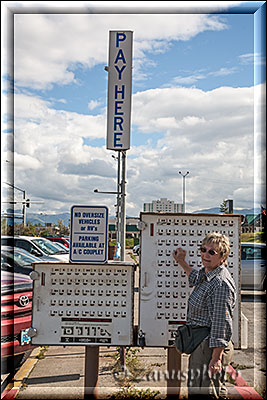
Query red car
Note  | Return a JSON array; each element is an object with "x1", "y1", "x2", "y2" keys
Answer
[
  {"x1": 43, "y1": 236, "x2": 70, "y2": 248},
  {"x1": 1, "y1": 269, "x2": 35, "y2": 373}
]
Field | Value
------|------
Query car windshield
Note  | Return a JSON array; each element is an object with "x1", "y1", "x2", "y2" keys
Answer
[
  {"x1": 55, "y1": 242, "x2": 70, "y2": 251},
  {"x1": 241, "y1": 245, "x2": 266, "y2": 260},
  {"x1": 32, "y1": 238, "x2": 68, "y2": 255},
  {"x1": 12, "y1": 250, "x2": 38, "y2": 266}
]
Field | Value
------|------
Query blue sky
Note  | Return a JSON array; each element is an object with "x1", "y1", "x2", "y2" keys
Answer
[{"x1": 1, "y1": 1, "x2": 266, "y2": 218}]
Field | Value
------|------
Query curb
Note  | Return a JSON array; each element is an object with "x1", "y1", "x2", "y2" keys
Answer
[
  {"x1": 227, "y1": 365, "x2": 263, "y2": 399},
  {"x1": 1, "y1": 347, "x2": 42, "y2": 400}
]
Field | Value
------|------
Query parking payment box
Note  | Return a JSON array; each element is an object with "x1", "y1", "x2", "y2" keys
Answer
[
  {"x1": 30, "y1": 262, "x2": 135, "y2": 346},
  {"x1": 138, "y1": 213, "x2": 241, "y2": 348}
]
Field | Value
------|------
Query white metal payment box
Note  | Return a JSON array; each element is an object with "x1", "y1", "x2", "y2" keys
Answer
[
  {"x1": 138, "y1": 213, "x2": 241, "y2": 348},
  {"x1": 30, "y1": 262, "x2": 135, "y2": 346}
]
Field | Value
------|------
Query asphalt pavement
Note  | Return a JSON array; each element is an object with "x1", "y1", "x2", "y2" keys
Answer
[{"x1": 2, "y1": 251, "x2": 266, "y2": 399}]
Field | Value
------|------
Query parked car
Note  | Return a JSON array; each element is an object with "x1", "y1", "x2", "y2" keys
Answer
[
  {"x1": 1, "y1": 236, "x2": 69, "y2": 262},
  {"x1": 1, "y1": 268, "x2": 35, "y2": 373},
  {"x1": 1, "y1": 246, "x2": 41, "y2": 275},
  {"x1": 43, "y1": 236, "x2": 70, "y2": 248},
  {"x1": 241, "y1": 242, "x2": 266, "y2": 291},
  {"x1": 133, "y1": 244, "x2": 140, "y2": 255}
]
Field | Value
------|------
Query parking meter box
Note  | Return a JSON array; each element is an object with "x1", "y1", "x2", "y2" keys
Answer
[
  {"x1": 30, "y1": 262, "x2": 135, "y2": 346},
  {"x1": 138, "y1": 213, "x2": 241, "y2": 348}
]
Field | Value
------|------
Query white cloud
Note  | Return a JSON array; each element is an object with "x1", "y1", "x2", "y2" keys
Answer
[
  {"x1": 15, "y1": 153, "x2": 42, "y2": 170},
  {"x1": 10, "y1": 83, "x2": 260, "y2": 216},
  {"x1": 239, "y1": 52, "x2": 265, "y2": 66},
  {"x1": 172, "y1": 67, "x2": 238, "y2": 86},
  {"x1": 88, "y1": 100, "x2": 102, "y2": 110},
  {"x1": 12, "y1": 13, "x2": 227, "y2": 89}
]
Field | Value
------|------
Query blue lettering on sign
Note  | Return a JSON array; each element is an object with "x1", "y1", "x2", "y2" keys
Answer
[
  {"x1": 114, "y1": 132, "x2": 123, "y2": 147},
  {"x1": 114, "y1": 65, "x2": 126, "y2": 80},
  {"x1": 114, "y1": 50, "x2": 126, "y2": 64},
  {"x1": 115, "y1": 101, "x2": 124, "y2": 115},
  {"x1": 116, "y1": 32, "x2": 126, "y2": 47},
  {"x1": 115, "y1": 85, "x2": 125, "y2": 99},
  {"x1": 114, "y1": 116, "x2": 123, "y2": 131}
]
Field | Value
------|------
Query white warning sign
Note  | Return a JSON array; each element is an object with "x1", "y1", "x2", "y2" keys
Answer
[{"x1": 70, "y1": 205, "x2": 108, "y2": 263}]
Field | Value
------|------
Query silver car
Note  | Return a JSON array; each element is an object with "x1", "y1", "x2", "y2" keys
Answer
[
  {"x1": 1, "y1": 236, "x2": 69, "y2": 262},
  {"x1": 241, "y1": 242, "x2": 266, "y2": 291}
]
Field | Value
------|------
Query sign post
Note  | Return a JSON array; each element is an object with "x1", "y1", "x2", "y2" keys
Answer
[{"x1": 106, "y1": 29, "x2": 133, "y2": 373}]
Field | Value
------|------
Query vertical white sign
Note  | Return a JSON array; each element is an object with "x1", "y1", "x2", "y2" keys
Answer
[
  {"x1": 70, "y1": 206, "x2": 108, "y2": 263},
  {"x1": 106, "y1": 31, "x2": 133, "y2": 151}
]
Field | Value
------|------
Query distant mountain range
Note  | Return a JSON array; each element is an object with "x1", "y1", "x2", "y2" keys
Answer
[
  {"x1": 3, "y1": 207, "x2": 261, "y2": 226},
  {"x1": 192, "y1": 207, "x2": 261, "y2": 215},
  {"x1": 22, "y1": 207, "x2": 260, "y2": 226}
]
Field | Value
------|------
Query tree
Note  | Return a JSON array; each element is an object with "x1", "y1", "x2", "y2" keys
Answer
[
  {"x1": 53, "y1": 219, "x2": 69, "y2": 236},
  {"x1": 14, "y1": 223, "x2": 38, "y2": 236}
]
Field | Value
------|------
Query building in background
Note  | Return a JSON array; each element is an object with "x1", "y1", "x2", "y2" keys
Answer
[{"x1": 143, "y1": 198, "x2": 184, "y2": 213}]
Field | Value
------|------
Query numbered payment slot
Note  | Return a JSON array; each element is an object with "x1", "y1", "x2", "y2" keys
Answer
[
  {"x1": 30, "y1": 262, "x2": 135, "y2": 346},
  {"x1": 138, "y1": 212, "x2": 241, "y2": 347}
]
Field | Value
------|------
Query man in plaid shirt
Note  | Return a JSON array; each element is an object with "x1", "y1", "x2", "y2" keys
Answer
[{"x1": 173, "y1": 232, "x2": 236, "y2": 399}]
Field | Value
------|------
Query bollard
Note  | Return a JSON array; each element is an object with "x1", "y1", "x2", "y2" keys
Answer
[
  {"x1": 84, "y1": 346, "x2": 99, "y2": 400},
  {"x1": 241, "y1": 311, "x2": 248, "y2": 349},
  {"x1": 166, "y1": 347, "x2": 182, "y2": 399}
]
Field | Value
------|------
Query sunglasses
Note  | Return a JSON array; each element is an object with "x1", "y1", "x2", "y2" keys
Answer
[{"x1": 200, "y1": 247, "x2": 221, "y2": 256}]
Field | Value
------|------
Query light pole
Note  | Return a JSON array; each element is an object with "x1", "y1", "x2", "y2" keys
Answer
[
  {"x1": 4, "y1": 182, "x2": 26, "y2": 225},
  {"x1": 179, "y1": 171, "x2": 190, "y2": 213}
]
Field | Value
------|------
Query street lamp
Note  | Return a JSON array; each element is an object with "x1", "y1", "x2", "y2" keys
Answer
[
  {"x1": 94, "y1": 189, "x2": 121, "y2": 195},
  {"x1": 179, "y1": 171, "x2": 190, "y2": 213},
  {"x1": 4, "y1": 182, "x2": 26, "y2": 226}
]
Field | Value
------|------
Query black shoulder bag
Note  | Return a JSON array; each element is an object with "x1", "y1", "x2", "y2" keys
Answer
[{"x1": 175, "y1": 325, "x2": 210, "y2": 354}]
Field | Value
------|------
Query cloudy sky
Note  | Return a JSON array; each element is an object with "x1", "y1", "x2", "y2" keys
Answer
[{"x1": 2, "y1": 1, "x2": 266, "y2": 219}]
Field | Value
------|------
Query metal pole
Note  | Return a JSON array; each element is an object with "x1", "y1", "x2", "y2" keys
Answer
[
  {"x1": 166, "y1": 347, "x2": 182, "y2": 399},
  {"x1": 120, "y1": 151, "x2": 126, "y2": 261},
  {"x1": 179, "y1": 171, "x2": 189, "y2": 213},
  {"x1": 84, "y1": 346, "x2": 99, "y2": 399},
  {"x1": 183, "y1": 176, "x2": 185, "y2": 213},
  {"x1": 119, "y1": 151, "x2": 127, "y2": 368},
  {"x1": 117, "y1": 152, "x2": 121, "y2": 253},
  {"x1": 22, "y1": 190, "x2": 26, "y2": 226}
]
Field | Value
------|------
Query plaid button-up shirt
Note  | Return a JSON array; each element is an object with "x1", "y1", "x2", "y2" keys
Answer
[{"x1": 187, "y1": 265, "x2": 236, "y2": 348}]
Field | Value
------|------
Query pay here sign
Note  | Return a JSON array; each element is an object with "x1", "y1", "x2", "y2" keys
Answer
[
  {"x1": 106, "y1": 31, "x2": 133, "y2": 151},
  {"x1": 70, "y1": 206, "x2": 108, "y2": 263}
]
